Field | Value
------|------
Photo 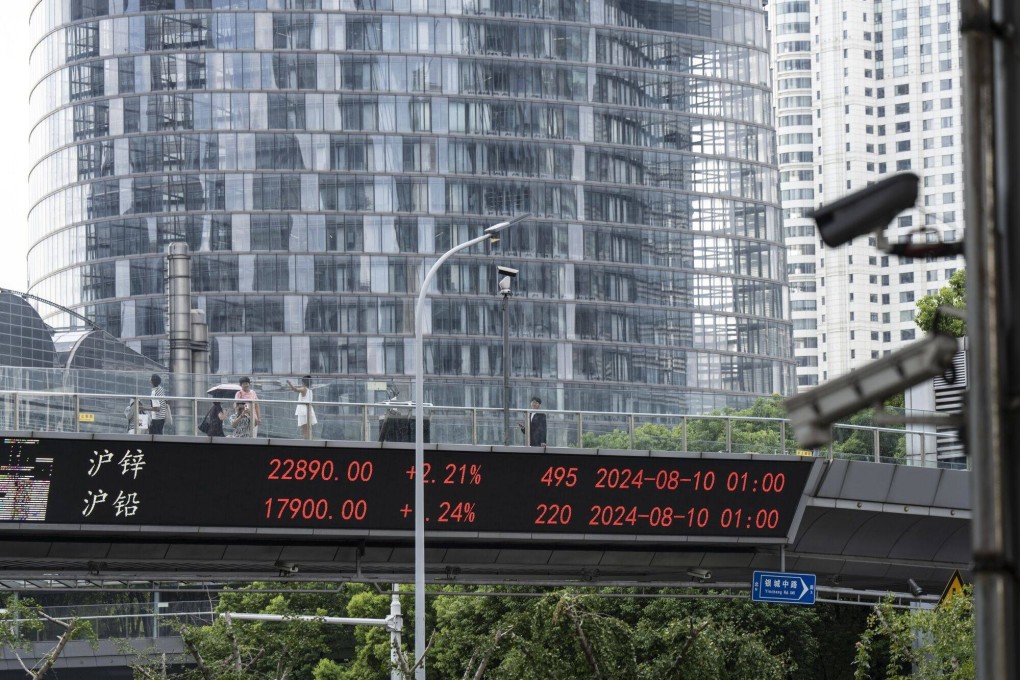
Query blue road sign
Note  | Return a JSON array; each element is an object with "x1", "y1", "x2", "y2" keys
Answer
[{"x1": 752, "y1": 571, "x2": 816, "y2": 605}]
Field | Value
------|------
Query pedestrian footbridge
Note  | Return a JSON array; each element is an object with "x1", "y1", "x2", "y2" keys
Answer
[{"x1": 0, "y1": 430, "x2": 970, "y2": 596}]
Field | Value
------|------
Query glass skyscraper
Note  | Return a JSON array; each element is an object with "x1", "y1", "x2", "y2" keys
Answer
[{"x1": 29, "y1": 0, "x2": 793, "y2": 413}]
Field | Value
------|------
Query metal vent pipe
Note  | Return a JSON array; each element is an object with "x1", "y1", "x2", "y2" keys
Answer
[
  {"x1": 167, "y1": 242, "x2": 193, "y2": 430},
  {"x1": 191, "y1": 309, "x2": 209, "y2": 423}
]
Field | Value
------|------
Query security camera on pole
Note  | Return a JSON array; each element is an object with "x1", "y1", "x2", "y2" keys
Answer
[
  {"x1": 786, "y1": 173, "x2": 965, "y2": 447},
  {"x1": 497, "y1": 266, "x2": 518, "y2": 446}
]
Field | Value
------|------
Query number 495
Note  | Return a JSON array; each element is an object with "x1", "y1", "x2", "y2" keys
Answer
[{"x1": 540, "y1": 466, "x2": 578, "y2": 487}]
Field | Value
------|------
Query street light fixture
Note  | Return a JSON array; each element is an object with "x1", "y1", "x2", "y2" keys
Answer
[
  {"x1": 497, "y1": 266, "x2": 518, "y2": 446},
  {"x1": 412, "y1": 213, "x2": 529, "y2": 679}
]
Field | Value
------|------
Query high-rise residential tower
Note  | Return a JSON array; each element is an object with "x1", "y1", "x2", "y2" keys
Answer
[
  {"x1": 770, "y1": 0, "x2": 965, "y2": 388},
  {"x1": 30, "y1": 0, "x2": 794, "y2": 413}
]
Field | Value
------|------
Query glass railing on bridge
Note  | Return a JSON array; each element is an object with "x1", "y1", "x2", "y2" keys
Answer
[{"x1": 0, "y1": 387, "x2": 965, "y2": 470}]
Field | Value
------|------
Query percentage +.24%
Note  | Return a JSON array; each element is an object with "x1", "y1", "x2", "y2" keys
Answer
[{"x1": 399, "y1": 501, "x2": 478, "y2": 524}]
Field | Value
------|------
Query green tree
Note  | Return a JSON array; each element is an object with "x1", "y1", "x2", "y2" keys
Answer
[
  {"x1": 365, "y1": 587, "x2": 850, "y2": 680},
  {"x1": 581, "y1": 395, "x2": 796, "y2": 455},
  {"x1": 0, "y1": 595, "x2": 96, "y2": 680},
  {"x1": 130, "y1": 583, "x2": 355, "y2": 680},
  {"x1": 854, "y1": 588, "x2": 974, "y2": 680},
  {"x1": 126, "y1": 584, "x2": 869, "y2": 680},
  {"x1": 312, "y1": 584, "x2": 414, "y2": 680},
  {"x1": 915, "y1": 269, "x2": 966, "y2": 336},
  {"x1": 829, "y1": 393, "x2": 907, "y2": 463}
]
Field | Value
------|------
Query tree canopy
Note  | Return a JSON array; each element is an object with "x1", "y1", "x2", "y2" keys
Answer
[
  {"x1": 580, "y1": 394, "x2": 906, "y2": 462},
  {"x1": 118, "y1": 583, "x2": 868, "y2": 680},
  {"x1": 915, "y1": 269, "x2": 966, "y2": 336},
  {"x1": 854, "y1": 587, "x2": 974, "y2": 680},
  {"x1": 1, "y1": 594, "x2": 96, "y2": 679}
]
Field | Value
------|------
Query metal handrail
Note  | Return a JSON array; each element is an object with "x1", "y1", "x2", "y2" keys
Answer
[{"x1": 0, "y1": 388, "x2": 964, "y2": 468}]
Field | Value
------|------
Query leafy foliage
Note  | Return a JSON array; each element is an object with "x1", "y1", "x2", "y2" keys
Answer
[
  {"x1": 580, "y1": 394, "x2": 906, "y2": 461},
  {"x1": 122, "y1": 584, "x2": 868, "y2": 680},
  {"x1": 915, "y1": 269, "x2": 966, "y2": 336},
  {"x1": 853, "y1": 587, "x2": 974, "y2": 680},
  {"x1": 129, "y1": 583, "x2": 354, "y2": 680},
  {"x1": 310, "y1": 584, "x2": 408, "y2": 680},
  {"x1": 581, "y1": 395, "x2": 796, "y2": 455},
  {"x1": 0, "y1": 594, "x2": 97, "y2": 680}
]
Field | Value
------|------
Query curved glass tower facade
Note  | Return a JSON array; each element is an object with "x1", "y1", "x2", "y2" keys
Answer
[{"x1": 29, "y1": 0, "x2": 793, "y2": 413}]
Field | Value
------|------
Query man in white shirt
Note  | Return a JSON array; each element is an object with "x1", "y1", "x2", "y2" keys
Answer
[{"x1": 145, "y1": 374, "x2": 167, "y2": 435}]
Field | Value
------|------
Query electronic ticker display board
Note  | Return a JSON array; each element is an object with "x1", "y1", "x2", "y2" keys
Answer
[{"x1": 0, "y1": 436, "x2": 815, "y2": 542}]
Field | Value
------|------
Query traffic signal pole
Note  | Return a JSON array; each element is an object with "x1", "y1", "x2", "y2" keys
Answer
[{"x1": 961, "y1": 0, "x2": 1019, "y2": 677}]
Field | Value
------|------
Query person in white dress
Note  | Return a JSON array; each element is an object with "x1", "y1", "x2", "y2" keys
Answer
[{"x1": 287, "y1": 375, "x2": 318, "y2": 439}]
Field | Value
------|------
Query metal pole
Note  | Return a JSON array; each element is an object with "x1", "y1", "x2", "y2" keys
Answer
[
  {"x1": 413, "y1": 214, "x2": 527, "y2": 679},
  {"x1": 391, "y1": 584, "x2": 403, "y2": 680},
  {"x1": 191, "y1": 309, "x2": 209, "y2": 435},
  {"x1": 961, "y1": 0, "x2": 1018, "y2": 676},
  {"x1": 167, "y1": 242, "x2": 193, "y2": 432},
  {"x1": 152, "y1": 590, "x2": 160, "y2": 638},
  {"x1": 502, "y1": 292, "x2": 510, "y2": 446},
  {"x1": 221, "y1": 612, "x2": 401, "y2": 629}
]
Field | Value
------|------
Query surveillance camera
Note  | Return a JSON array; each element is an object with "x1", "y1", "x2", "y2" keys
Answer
[
  {"x1": 908, "y1": 579, "x2": 924, "y2": 597},
  {"x1": 785, "y1": 332, "x2": 959, "y2": 448},
  {"x1": 809, "y1": 172, "x2": 919, "y2": 247},
  {"x1": 686, "y1": 568, "x2": 712, "y2": 580},
  {"x1": 275, "y1": 562, "x2": 299, "y2": 576},
  {"x1": 498, "y1": 276, "x2": 514, "y2": 294}
]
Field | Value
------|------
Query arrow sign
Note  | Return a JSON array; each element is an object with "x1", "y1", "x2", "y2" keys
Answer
[{"x1": 751, "y1": 571, "x2": 816, "y2": 606}]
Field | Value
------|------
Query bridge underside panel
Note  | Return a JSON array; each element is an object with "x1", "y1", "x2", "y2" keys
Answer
[{"x1": 0, "y1": 506, "x2": 970, "y2": 593}]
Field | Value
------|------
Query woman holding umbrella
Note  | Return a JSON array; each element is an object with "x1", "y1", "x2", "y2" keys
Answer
[{"x1": 205, "y1": 383, "x2": 241, "y2": 437}]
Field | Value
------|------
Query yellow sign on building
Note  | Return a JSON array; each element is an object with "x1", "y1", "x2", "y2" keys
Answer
[
  {"x1": 939, "y1": 569, "x2": 966, "y2": 607},
  {"x1": 78, "y1": 413, "x2": 95, "y2": 423}
]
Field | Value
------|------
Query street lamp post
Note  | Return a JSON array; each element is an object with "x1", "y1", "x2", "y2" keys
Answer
[
  {"x1": 502, "y1": 290, "x2": 510, "y2": 445},
  {"x1": 412, "y1": 214, "x2": 528, "y2": 679}
]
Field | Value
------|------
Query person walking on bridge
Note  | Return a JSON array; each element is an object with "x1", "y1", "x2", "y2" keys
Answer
[
  {"x1": 234, "y1": 377, "x2": 261, "y2": 436},
  {"x1": 518, "y1": 397, "x2": 547, "y2": 446},
  {"x1": 287, "y1": 375, "x2": 318, "y2": 439},
  {"x1": 144, "y1": 374, "x2": 168, "y2": 435}
]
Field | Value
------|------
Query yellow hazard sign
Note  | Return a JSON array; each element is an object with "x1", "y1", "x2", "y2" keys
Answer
[
  {"x1": 78, "y1": 413, "x2": 95, "y2": 423},
  {"x1": 795, "y1": 449, "x2": 813, "y2": 457},
  {"x1": 939, "y1": 569, "x2": 966, "y2": 607}
]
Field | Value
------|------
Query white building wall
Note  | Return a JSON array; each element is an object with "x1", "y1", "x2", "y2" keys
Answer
[{"x1": 770, "y1": 0, "x2": 966, "y2": 389}]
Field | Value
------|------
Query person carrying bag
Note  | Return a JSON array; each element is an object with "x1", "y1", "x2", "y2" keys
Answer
[{"x1": 199, "y1": 401, "x2": 226, "y2": 437}]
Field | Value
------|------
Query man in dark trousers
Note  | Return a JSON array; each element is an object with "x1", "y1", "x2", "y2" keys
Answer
[
  {"x1": 143, "y1": 373, "x2": 167, "y2": 435},
  {"x1": 520, "y1": 397, "x2": 546, "y2": 446}
]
